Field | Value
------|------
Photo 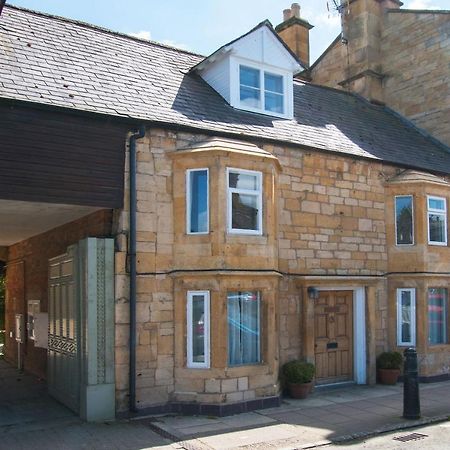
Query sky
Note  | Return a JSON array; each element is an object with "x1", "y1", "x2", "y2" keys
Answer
[{"x1": 6, "y1": 0, "x2": 449, "y2": 63}]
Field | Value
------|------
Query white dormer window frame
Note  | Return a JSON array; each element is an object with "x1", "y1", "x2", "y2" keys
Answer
[{"x1": 229, "y1": 57, "x2": 293, "y2": 119}]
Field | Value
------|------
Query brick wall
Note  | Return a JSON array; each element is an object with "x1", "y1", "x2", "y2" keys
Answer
[{"x1": 5, "y1": 210, "x2": 113, "y2": 378}]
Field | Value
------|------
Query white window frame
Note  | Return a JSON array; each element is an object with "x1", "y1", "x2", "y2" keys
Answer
[
  {"x1": 230, "y1": 57, "x2": 293, "y2": 119},
  {"x1": 186, "y1": 291, "x2": 210, "y2": 369},
  {"x1": 227, "y1": 167, "x2": 263, "y2": 235},
  {"x1": 395, "y1": 195, "x2": 414, "y2": 246},
  {"x1": 396, "y1": 288, "x2": 416, "y2": 347},
  {"x1": 427, "y1": 195, "x2": 447, "y2": 246},
  {"x1": 186, "y1": 168, "x2": 209, "y2": 235}
]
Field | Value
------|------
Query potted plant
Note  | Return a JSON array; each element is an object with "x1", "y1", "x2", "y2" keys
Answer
[
  {"x1": 282, "y1": 360, "x2": 315, "y2": 399},
  {"x1": 377, "y1": 351, "x2": 403, "y2": 385}
]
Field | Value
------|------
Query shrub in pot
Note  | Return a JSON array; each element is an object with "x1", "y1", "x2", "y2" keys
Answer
[
  {"x1": 377, "y1": 351, "x2": 403, "y2": 385},
  {"x1": 282, "y1": 360, "x2": 315, "y2": 399}
]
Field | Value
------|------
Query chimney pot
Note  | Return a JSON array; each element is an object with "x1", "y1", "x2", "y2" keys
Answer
[
  {"x1": 291, "y1": 3, "x2": 301, "y2": 18},
  {"x1": 283, "y1": 8, "x2": 292, "y2": 22}
]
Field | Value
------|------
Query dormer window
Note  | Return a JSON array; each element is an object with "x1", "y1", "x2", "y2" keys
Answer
[
  {"x1": 239, "y1": 65, "x2": 284, "y2": 115},
  {"x1": 193, "y1": 22, "x2": 303, "y2": 121}
]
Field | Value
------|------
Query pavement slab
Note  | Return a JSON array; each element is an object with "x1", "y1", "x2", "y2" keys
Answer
[{"x1": 143, "y1": 381, "x2": 450, "y2": 449}]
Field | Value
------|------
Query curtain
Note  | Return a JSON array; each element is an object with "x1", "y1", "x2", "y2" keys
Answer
[{"x1": 228, "y1": 292, "x2": 260, "y2": 365}]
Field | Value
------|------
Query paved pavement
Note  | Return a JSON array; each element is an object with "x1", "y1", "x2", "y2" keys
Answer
[
  {"x1": 326, "y1": 421, "x2": 450, "y2": 449},
  {"x1": 0, "y1": 359, "x2": 174, "y2": 450},
  {"x1": 143, "y1": 381, "x2": 450, "y2": 449},
  {"x1": 1, "y1": 357, "x2": 449, "y2": 449}
]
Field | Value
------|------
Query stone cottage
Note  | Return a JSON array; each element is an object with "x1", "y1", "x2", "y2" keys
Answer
[{"x1": 0, "y1": 2, "x2": 449, "y2": 420}]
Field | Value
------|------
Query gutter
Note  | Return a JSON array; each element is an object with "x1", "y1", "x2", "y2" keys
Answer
[{"x1": 128, "y1": 125, "x2": 146, "y2": 413}]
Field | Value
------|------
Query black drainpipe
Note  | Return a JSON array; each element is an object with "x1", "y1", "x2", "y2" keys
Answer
[{"x1": 129, "y1": 125, "x2": 146, "y2": 413}]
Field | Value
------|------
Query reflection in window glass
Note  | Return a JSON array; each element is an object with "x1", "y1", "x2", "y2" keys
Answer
[
  {"x1": 264, "y1": 73, "x2": 283, "y2": 113},
  {"x1": 227, "y1": 169, "x2": 262, "y2": 234},
  {"x1": 428, "y1": 288, "x2": 447, "y2": 345},
  {"x1": 428, "y1": 196, "x2": 447, "y2": 244},
  {"x1": 187, "y1": 169, "x2": 208, "y2": 233},
  {"x1": 240, "y1": 66, "x2": 261, "y2": 108},
  {"x1": 397, "y1": 289, "x2": 415, "y2": 346},
  {"x1": 395, "y1": 196, "x2": 413, "y2": 245},
  {"x1": 232, "y1": 193, "x2": 258, "y2": 230},
  {"x1": 228, "y1": 292, "x2": 260, "y2": 366}
]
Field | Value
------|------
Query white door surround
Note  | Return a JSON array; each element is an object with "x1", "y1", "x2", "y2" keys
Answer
[{"x1": 316, "y1": 286, "x2": 367, "y2": 385}]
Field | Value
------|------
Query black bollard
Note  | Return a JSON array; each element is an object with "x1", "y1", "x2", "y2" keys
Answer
[{"x1": 403, "y1": 348, "x2": 421, "y2": 419}]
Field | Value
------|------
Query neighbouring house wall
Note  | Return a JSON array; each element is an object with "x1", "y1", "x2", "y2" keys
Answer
[
  {"x1": 309, "y1": 38, "x2": 345, "y2": 89},
  {"x1": 309, "y1": 10, "x2": 450, "y2": 146},
  {"x1": 385, "y1": 178, "x2": 450, "y2": 377},
  {"x1": 4, "y1": 210, "x2": 113, "y2": 378},
  {"x1": 381, "y1": 11, "x2": 450, "y2": 147}
]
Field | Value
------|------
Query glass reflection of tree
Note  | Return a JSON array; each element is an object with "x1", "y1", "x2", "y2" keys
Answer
[
  {"x1": 230, "y1": 173, "x2": 258, "y2": 230},
  {"x1": 397, "y1": 205, "x2": 412, "y2": 244}
]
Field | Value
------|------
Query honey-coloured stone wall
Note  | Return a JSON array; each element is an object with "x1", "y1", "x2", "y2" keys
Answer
[{"x1": 115, "y1": 126, "x2": 449, "y2": 411}]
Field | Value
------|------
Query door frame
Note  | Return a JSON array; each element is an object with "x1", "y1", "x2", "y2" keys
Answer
[{"x1": 315, "y1": 286, "x2": 366, "y2": 384}]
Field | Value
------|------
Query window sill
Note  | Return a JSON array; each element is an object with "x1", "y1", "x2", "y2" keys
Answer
[{"x1": 426, "y1": 344, "x2": 450, "y2": 351}]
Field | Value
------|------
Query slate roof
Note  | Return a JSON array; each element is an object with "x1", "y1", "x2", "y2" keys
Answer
[{"x1": 1, "y1": 5, "x2": 450, "y2": 175}]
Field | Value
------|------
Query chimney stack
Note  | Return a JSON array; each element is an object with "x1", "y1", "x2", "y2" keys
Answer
[{"x1": 275, "y1": 3, "x2": 313, "y2": 68}]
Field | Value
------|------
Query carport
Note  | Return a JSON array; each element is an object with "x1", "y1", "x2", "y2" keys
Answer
[{"x1": 0, "y1": 102, "x2": 130, "y2": 422}]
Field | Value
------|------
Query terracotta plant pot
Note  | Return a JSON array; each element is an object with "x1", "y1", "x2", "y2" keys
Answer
[
  {"x1": 288, "y1": 381, "x2": 313, "y2": 399},
  {"x1": 378, "y1": 368, "x2": 400, "y2": 385}
]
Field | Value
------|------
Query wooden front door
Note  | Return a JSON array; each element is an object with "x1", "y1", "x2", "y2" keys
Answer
[{"x1": 314, "y1": 291, "x2": 353, "y2": 385}]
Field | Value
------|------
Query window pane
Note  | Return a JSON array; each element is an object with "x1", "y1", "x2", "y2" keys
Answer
[
  {"x1": 189, "y1": 170, "x2": 208, "y2": 233},
  {"x1": 401, "y1": 291, "x2": 412, "y2": 343},
  {"x1": 229, "y1": 171, "x2": 258, "y2": 190},
  {"x1": 228, "y1": 292, "x2": 260, "y2": 366},
  {"x1": 191, "y1": 295, "x2": 206, "y2": 363},
  {"x1": 428, "y1": 288, "x2": 447, "y2": 345},
  {"x1": 429, "y1": 213, "x2": 445, "y2": 243},
  {"x1": 429, "y1": 198, "x2": 445, "y2": 210},
  {"x1": 264, "y1": 72, "x2": 283, "y2": 93},
  {"x1": 240, "y1": 86, "x2": 261, "y2": 108},
  {"x1": 240, "y1": 66, "x2": 260, "y2": 88},
  {"x1": 232, "y1": 193, "x2": 258, "y2": 230},
  {"x1": 265, "y1": 92, "x2": 284, "y2": 114},
  {"x1": 396, "y1": 196, "x2": 413, "y2": 244}
]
